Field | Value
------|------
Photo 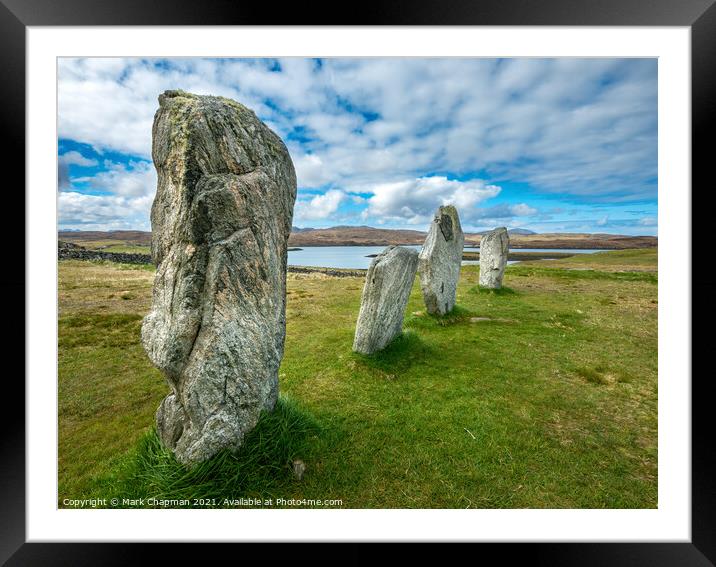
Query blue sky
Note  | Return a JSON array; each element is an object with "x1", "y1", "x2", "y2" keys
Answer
[{"x1": 58, "y1": 57, "x2": 657, "y2": 235}]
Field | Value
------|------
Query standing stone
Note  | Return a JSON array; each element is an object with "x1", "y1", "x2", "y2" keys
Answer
[
  {"x1": 418, "y1": 205, "x2": 465, "y2": 315},
  {"x1": 141, "y1": 90, "x2": 297, "y2": 465},
  {"x1": 479, "y1": 227, "x2": 509, "y2": 289},
  {"x1": 353, "y1": 246, "x2": 419, "y2": 355}
]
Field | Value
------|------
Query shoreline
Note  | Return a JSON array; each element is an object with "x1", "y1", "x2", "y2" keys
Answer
[{"x1": 57, "y1": 247, "x2": 652, "y2": 277}]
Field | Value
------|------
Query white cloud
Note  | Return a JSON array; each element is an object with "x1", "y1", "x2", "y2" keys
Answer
[
  {"x1": 57, "y1": 57, "x2": 657, "y2": 230},
  {"x1": 58, "y1": 159, "x2": 156, "y2": 230},
  {"x1": 74, "y1": 160, "x2": 156, "y2": 198},
  {"x1": 58, "y1": 150, "x2": 98, "y2": 190},
  {"x1": 292, "y1": 152, "x2": 333, "y2": 189},
  {"x1": 509, "y1": 203, "x2": 538, "y2": 216},
  {"x1": 60, "y1": 150, "x2": 97, "y2": 167},
  {"x1": 294, "y1": 189, "x2": 346, "y2": 221},
  {"x1": 639, "y1": 216, "x2": 657, "y2": 226},
  {"x1": 58, "y1": 191, "x2": 153, "y2": 230},
  {"x1": 59, "y1": 58, "x2": 656, "y2": 200},
  {"x1": 363, "y1": 176, "x2": 501, "y2": 225},
  {"x1": 596, "y1": 215, "x2": 609, "y2": 226}
]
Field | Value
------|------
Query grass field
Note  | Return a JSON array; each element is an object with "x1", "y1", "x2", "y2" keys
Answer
[
  {"x1": 64, "y1": 239, "x2": 152, "y2": 254},
  {"x1": 58, "y1": 249, "x2": 657, "y2": 508}
]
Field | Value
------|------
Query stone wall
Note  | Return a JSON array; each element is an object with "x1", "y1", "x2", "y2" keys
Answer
[{"x1": 58, "y1": 245, "x2": 152, "y2": 265}]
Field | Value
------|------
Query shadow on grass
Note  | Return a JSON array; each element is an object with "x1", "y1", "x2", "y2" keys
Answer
[
  {"x1": 572, "y1": 364, "x2": 633, "y2": 386},
  {"x1": 106, "y1": 395, "x2": 321, "y2": 505},
  {"x1": 404, "y1": 305, "x2": 476, "y2": 329},
  {"x1": 468, "y1": 285, "x2": 518, "y2": 296},
  {"x1": 352, "y1": 329, "x2": 431, "y2": 373}
]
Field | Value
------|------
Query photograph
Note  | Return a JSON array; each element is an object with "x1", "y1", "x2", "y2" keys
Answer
[{"x1": 56, "y1": 56, "x2": 660, "y2": 511}]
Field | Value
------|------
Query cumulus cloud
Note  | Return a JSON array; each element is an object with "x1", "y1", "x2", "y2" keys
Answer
[
  {"x1": 508, "y1": 203, "x2": 538, "y2": 217},
  {"x1": 74, "y1": 160, "x2": 156, "y2": 198},
  {"x1": 58, "y1": 150, "x2": 98, "y2": 190},
  {"x1": 363, "y1": 176, "x2": 501, "y2": 225},
  {"x1": 471, "y1": 203, "x2": 539, "y2": 220},
  {"x1": 294, "y1": 189, "x2": 346, "y2": 221},
  {"x1": 292, "y1": 152, "x2": 333, "y2": 189},
  {"x1": 58, "y1": 57, "x2": 657, "y2": 198},
  {"x1": 58, "y1": 158, "x2": 156, "y2": 230},
  {"x1": 60, "y1": 150, "x2": 97, "y2": 167},
  {"x1": 57, "y1": 57, "x2": 657, "y2": 231},
  {"x1": 58, "y1": 191, "x2": 153, "y2": 230}
]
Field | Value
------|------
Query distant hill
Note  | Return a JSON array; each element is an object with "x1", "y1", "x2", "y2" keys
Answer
[
  {"x1": 494, "y1": 232, "x2": 657, "y2": 250},
  {"x1": 59, "y1": 227, "x2": 657, "y2": 250},
  {"x1": 58, "y1": 230, "x2": 152, "y2": 245},
  {"x1": 288, "y1": 226, "x2": 428, "y2": 246}
]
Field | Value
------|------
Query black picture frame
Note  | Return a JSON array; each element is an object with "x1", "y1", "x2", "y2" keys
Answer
[{"x1": 4, "y1": 0, "x2": 714, "y2": 564}]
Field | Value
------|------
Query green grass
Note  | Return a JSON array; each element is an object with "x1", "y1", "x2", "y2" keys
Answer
[
  {"x1": 509, "y1": 265, "x2": 657, "y2": 283},
  {"x1": 470, "y1": 285, "x2": 518, "y2": 295},
  {"x1": 102, "y1": 396, "x2": 322, "y2": 506},
  {"x1": 65, "y1": 240, "x2": 151, "y2": 254},
  {"x1": 520, "y1": 247, "x2": 658, "y2": 273},
  {"x1": 58, "y1": 248, "x2": 658, "y2": 509},
  {"x1": 100, "y1": 244, "x2": 151, "y2": 254}
]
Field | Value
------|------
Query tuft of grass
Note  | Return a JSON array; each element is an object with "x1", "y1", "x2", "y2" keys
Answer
[
  {"x1": 574, "y1": 366, "x2": 610, "y2": 385},
  {"x1": 104, "y1": 395, "x2": 321, "y2": 506}
]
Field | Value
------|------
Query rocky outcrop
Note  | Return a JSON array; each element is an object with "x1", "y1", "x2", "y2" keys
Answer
[
  {"x1": 418, "y1": 206, "x2": 464, "y2": 315},
  {"x1": 479, "y1": 227, "x2": 509, "y2": 289},
  {"x1": 141, "y1": 90, "x2": 297, "y2": 465},
  {"x1": 352, "y1": 246, "x2": 419, "y2": 355}
]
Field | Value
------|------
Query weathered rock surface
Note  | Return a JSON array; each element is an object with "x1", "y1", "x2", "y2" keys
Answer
[
  {"x1": 479, "y1": 227, "x2": 509, "y2": 289},
  {"x1": 352, "y1": 246, "x2": 419, "y2": 355},
  {"x1": 141, "y1": 90, "x2": 297, "y2": 465},
  {"x1": 418, "y1": 206, "x2": 465, "y2": 315}
]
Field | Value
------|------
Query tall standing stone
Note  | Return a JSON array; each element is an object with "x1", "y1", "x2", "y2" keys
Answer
[
  {"x1": 141, "y1": 90, "x2": 297, "y2": 465},
  {"x1": 418, "y1": 205, "x2": 464, "y2": 315},
  {"x1": 479, "y1": 227, "x2": 509, "y2": 289},
  {"x1": 353, "y1": 246, "x2": 419, "y2": 355}
]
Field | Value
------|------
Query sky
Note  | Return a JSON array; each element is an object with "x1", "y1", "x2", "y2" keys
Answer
[{"x1": 57, "y1": 57, "x2": 658, "y2": 235}]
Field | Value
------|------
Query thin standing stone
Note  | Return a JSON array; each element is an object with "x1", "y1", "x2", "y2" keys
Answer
[
  {"x1": 353, "y1": 246, "x2": 419, "y2": 355},
  {"x1": 479, "y1": 227, "x2": 509, "y2": 289},
  {"x1": 418, "y1": 205, "x2": 465, "y2": 315}
]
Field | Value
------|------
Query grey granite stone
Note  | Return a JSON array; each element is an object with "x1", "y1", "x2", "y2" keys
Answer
[
  {"x1": 353, "y1": 246, "x2": 419, "y2": 355},
  {"x1": 141, "y1": 90, "x2": 297, "y2": 465},
  {"x1": 418, "y1": 206, "x2": 464, "y2": 315},
  {"x1": 479, "y1": 227, "x2": 509, "y2": 289}
]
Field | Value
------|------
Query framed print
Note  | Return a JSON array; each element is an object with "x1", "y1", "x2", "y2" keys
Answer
[{"x1": 5, "y1": 0, "x2": 715, "y2": 563}]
